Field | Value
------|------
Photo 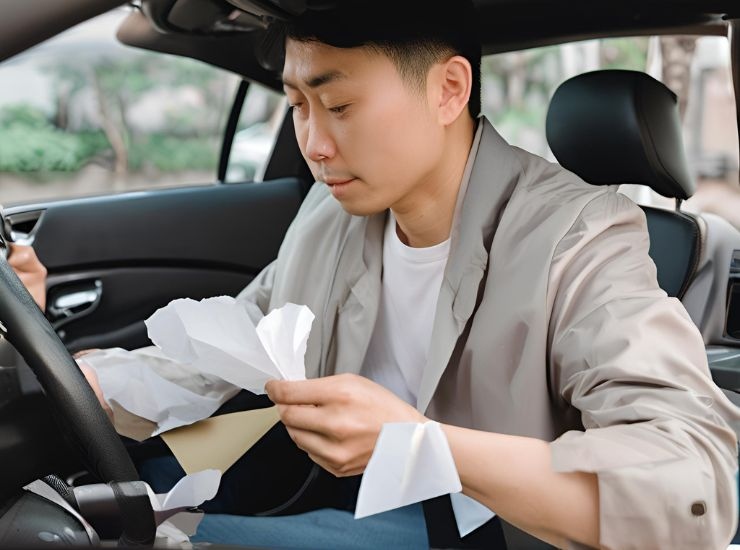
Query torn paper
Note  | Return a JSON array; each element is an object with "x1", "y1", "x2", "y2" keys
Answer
[
  {"x1": 355, "y1": 421, "x2": 461, "y2": 519},
  {"x1": 161, "y1": 406, "x2": 281, "y2": 474},
  {"x1": 356, "y1": 422, "x2": 494, "y2": 538},
  {"x1": 80, "y1": 346, "x2": 239, "y2": 437},
  {"x1": 82, "y1": 299, "x2": 313, "y2": 438},
  {"x1": 153, "y1": 468, "x2": 221, "y2": 511},
  {"x1": 147, "y1": 469, "x2": 221, "y2": 542},
  {"x1": 449, "y1": 492, "x2": 496, "y2": 537},
  {"x1": 146, "y1": 298, "x2": 313, "y2": 393}
]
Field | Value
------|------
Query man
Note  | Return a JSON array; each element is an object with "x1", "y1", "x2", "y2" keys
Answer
[{"x1": 13, "y1": 1, "x2": 740, "y2": 548}]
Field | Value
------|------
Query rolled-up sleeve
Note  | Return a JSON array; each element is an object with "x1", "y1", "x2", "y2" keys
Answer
[{"x1": 547, "y1": 190, "x2": 739, "y2": 549}]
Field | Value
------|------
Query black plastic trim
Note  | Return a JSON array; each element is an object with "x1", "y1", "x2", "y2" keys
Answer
[{"x1": 218, "y1": 79, "x2": 250, "y2": 182}]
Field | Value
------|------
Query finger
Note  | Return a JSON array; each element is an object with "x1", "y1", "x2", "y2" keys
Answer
[
  {"x1": 7, "y1": 247, "x2": 29, "y2": 268},
  {"x1": 73, "y1": 349, "x2": 101, "y2": 360},
  {"x1": 307, "y1": 453, "x2": 365, "y2": 478},
  {"x1": 288, "y1": 427, "x2": 366, "y2": 474},
  {"x1": 277, "y1": 403, "x2": 328, "y2": 433},
  {"x1": 285, "y1": 426, "x2": 329, "y2": 455},
  {"x1": 267, "y1": 378, "x2": 335, "y2": 405}
]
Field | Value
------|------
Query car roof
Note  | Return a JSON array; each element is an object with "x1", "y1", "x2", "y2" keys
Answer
[
  {"x1": 1, "y1": 0, "x2": 738, "y2": 91},
  {"x1": 115, "y1": 0, "x2": 739, "y2": 90}
]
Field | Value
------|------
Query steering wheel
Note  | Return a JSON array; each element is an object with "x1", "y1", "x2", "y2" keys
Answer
[{"x1": 0, "y1": 243, "x2": 138, "y2": 486}]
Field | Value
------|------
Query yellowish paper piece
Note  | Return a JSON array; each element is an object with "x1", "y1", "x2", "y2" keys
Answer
[{"x1": 161, "y1": 406, "x2": 281, "y2": 474}]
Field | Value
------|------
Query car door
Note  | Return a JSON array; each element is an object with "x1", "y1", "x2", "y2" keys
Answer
[
  {"x1": 8, "y1": 174, "x2": 308, "y2": 353},
  {"x1": 0, "y1": 12, "x2": 309, "y2": 355}
]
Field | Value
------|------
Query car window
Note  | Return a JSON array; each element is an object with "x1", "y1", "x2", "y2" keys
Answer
[
  {"x1": 481, "y1": 35, "x2": 740, "y2": 222},
  {"x1": 224, "y1": 84, "x2": 286, "y2": 184},
  {"x1": 0, "y1": 8, "x2": 239, "y2": 205}
]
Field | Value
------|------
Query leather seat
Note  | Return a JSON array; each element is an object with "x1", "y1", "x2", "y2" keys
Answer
[{"x1": 546, "y1": 69, "x2": 701, "y2": 298}]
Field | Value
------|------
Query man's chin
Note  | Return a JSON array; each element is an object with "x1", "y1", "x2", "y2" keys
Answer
[{"x1": 333, "y1": 195, "x2": 386, "y2": 217}]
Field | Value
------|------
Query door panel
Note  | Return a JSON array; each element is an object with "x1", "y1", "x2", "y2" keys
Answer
[
  {"x1": 48, "y1": 267, "x2": 253, "y2": 352},
  {"x1": 7, "y1": 178, "x2": 310, "y2": 351}
]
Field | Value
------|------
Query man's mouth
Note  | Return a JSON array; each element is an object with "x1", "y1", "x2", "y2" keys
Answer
[{"x1": 324, "y1": 177, "x2": 355, "y2": 186}]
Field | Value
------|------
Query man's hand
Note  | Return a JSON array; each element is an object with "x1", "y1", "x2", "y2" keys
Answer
[
  {"x1": 266, "y1": 373, "x2": 426, "y2": 477},
  {"x1": 8, "y1": 243, "x2": 47, "y2": 310},
  {"x1": 77, "y1": 361, "x2": 113, "y2": 421}
]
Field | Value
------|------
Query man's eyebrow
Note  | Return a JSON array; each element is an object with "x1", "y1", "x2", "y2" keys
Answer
[{"x1": 282, "y1": 70, "x2": 346, "y2": 90}]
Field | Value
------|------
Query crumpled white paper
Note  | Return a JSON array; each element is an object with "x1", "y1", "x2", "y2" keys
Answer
[
  {"x1": 356, "y1": 422, "x2": 494, "y2": 538},
  {"x1": 83, "y1": 298, "x2": 313, "y2": 436},
  {"x1": 146, "y1": 469, "x2": 221, "y2": 540},
  {"x1": 83, "y1": 346, "x2": 239, "y2": 436},
  {"x1": 146, "y1": 468, "x2": 221, "y2": 522},
  {"x1": 146, "y1": 297, "x2": 313, "y2": 392},
  {"x1": 355, "y1": 421, "x2": 461, "y2": 518}
]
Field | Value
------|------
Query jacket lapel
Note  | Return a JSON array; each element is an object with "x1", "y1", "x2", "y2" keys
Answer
[
  {"x1": 417, "y1": 119, "x2": 523, "y2": 413},
  {"x1": 321, "y1": 210, "x2": 385, "y2": 377}
]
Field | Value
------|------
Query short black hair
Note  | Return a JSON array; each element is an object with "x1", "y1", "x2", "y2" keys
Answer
[{"x1": 281, "y1": 0, "x2": 482, "y2": 119}]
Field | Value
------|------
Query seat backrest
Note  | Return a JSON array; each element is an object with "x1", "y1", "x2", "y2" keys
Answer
[
  {"x1": 546, "y1": 69, "x2": 700, "y2": 299},
  {"x1": 641, "y1": 206, "x2": 702, "y2": 298}
]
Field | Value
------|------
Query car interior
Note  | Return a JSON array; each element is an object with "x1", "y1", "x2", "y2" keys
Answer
[{"x1": 0, "y1": 0, "x2": 739, "y2": 547}]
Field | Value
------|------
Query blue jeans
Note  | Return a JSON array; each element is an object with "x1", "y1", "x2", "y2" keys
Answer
[{"x1": 191, "y1": 505, "x2": 429, "y2": 549}]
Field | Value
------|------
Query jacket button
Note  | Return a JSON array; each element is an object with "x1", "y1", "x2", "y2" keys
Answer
[{"x1": 691, "y1": 502, "x2": 706, "y2": 516}]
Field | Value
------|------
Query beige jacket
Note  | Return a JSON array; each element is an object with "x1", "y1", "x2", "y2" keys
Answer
[{"x1": 236, "y1": 118, "x2": 738, "y2": 549}]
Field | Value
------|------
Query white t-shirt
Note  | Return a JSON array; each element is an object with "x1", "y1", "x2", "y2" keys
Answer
[{"x1": 360, "y1": 214, "x2": 450, "y2": 406}]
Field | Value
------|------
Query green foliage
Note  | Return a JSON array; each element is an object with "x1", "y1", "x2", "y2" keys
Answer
[
  {"x1": 0, "y1": 47, "x2": 231, "y2": 177},
  {"x1": 0, "y1": 102, "x2": 220, "y2": 174},
  {"x1": 0, "y1": 105, "x2": 108, "y2": 172},
  {"x1": 128, "y1": 135, "x2": 219, "y2": 172},
  {"x1": 0, "y1": 104, "x2": 49, "y2": 129},
  {"x1": 600, "y1": 37, "x2": 649, "y2": 71}
]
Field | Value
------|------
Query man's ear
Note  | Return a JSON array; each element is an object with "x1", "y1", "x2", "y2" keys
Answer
[{"x1": 430, "y1": 55, "x2": 473, "y2": 126}]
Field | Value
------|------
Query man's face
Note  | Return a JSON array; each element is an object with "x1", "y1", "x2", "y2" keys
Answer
[{"x1": 282, "y1": 39, "x2": 446, "y2": 216}]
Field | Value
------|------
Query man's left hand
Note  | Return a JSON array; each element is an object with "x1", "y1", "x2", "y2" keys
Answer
[
  {"x1": 8, "y1": 243, "x2": 47, "y2": 311},
  {"x1": 266, "y1": 373, "x2": 426, "y2": 477}
]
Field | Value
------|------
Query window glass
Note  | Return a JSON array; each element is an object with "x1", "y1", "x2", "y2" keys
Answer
[
  {"x1": 0, "y1": 8, "x2": 239, "y2": 205},
  {"x1": 224, "y1": 84, "x2": 286, "y2": 183},
  {"x1": 481, "y1": 36, "x2": 739, "y2": 222}
]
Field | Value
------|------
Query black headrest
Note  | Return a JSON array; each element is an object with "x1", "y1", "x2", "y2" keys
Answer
[{"x1": 546, "y1": 70, "x2": 695, "y2": 200}]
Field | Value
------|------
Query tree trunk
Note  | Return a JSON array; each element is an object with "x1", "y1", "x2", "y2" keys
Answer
[
  {"x1": 660, "y1": 36, "x2": 697, "y2": 120},
  {"x1": 91, "y1": 69, "x2": 128, "y2": 180}
]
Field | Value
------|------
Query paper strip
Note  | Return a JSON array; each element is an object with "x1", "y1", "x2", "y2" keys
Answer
[{"x1": 450, "y1": 492, "x2": 496, "y2": 537}]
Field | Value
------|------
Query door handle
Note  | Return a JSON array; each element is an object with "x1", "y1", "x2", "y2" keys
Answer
[{"x1": 48, "y1": 280, "x2": 102, "y2": 324}]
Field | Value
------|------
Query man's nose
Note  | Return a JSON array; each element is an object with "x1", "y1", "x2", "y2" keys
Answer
[{"x1": 305, "y1": 116, "x2": 336, "y2": 163}]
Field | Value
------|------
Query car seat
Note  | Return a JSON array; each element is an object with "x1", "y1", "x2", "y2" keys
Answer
[{"x1": 546, "y1": 70, "x2": 740, "y2": 395}]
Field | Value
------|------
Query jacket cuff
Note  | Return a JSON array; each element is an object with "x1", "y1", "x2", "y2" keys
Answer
[{"x1": 551, "y1": 431, "x2": 736, "y2": 549}]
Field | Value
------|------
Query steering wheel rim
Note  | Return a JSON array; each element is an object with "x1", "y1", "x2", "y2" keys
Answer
[{"x1": 0, "y1": 256, "x2": 138, "y2": 484}]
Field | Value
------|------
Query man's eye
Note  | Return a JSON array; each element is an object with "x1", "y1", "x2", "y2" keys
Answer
[{"x1": 329, "y1": 104, "x2": 349, "y2": 115}]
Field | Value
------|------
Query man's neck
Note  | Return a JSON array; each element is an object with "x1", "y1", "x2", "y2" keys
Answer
[{"x1": 392, "y1": 117, "x2": 476, "y2": 248}]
